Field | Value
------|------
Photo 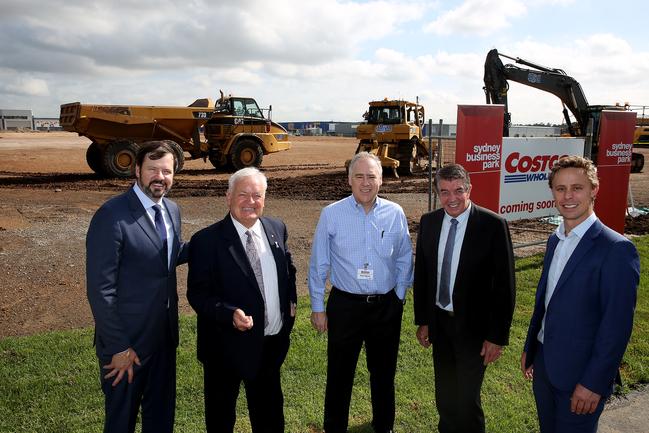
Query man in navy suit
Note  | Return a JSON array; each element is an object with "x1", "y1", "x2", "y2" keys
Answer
[
  {"x1": 86, "y1": 140, "x2": 188, "y2": 433},
  {"x1": 522, "y1": 155, "x2": 640, "y2": 433},
  {"x1": 187, "y1": 167, "x2": 297, "y2": 433}
]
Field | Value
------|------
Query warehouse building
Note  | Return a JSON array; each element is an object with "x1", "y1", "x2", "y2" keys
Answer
[{"x1": 0, "y1": 109, "x2": 34, "y2": 130}]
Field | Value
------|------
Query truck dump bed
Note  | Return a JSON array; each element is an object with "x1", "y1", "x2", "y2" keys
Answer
[{"x1": 60, "y1": 102, "x2": 213, "y2": 147}]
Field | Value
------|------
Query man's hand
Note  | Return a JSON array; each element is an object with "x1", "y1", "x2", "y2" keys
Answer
[
  {"x1": 233, "y1": 308, "x2": 254, "y2": 331},
  {"x1": 571, "y1": 383, "x2": 601, "y2": 415},
  {"x1": 480, "y1": 340, "x2": 503, "y2": 365},
  {"x1": 290, "y1": 302, "x2": 297, "y2": 318},
  {"x1": 416, "y1": 325, "x2": 431, "y2": 348},
  {"x1": 103, "y1": 348, "x2": 141, "y2": 386},
  {"x1": 520, "y1": 351, "x2": 533, "y2": 380},
  {"x1": 310, "y1": 312, "x2": 328, "y2": 333}
]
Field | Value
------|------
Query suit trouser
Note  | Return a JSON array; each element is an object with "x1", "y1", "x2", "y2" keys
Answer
[
  {"x1": 532, "y1": 344, "x2": 606, "y2": 433},
  {"x1": 100, "y1": 342, "x2": 177, "y2": 433},
  {"x1": 323, "y1": 288, "x2": 403, "y2": 433},
  {"x1": 432, "y1": 308, "x2": 486, "y2": 433},
  {"x1": 203, "y1": 332, "x2": 288, "y2": 433}
]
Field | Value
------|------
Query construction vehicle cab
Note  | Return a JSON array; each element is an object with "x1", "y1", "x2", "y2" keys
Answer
[
  {"x1": 483, "y1": 49, "x2": 644, "y2": 172},
  {"x1": 204, "y1": 92, "x2": 290, "y2": 171},
  {"x1": 352, "y1": 98, "x2": 430, "y2": 177}
]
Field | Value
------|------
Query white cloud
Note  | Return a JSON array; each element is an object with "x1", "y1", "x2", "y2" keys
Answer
[
  {"x1": 424, "y1": 0, "x2": 527, "y2": 36},
  {"x1": 2, "y1": 76, "x2": 50, "y2": 97},
  {"x1": 0, "y1": 0, "x2": 425, "y2": 74},
  {"x1": 1, "y1": 0, "x2": 648, "y2": 125}
]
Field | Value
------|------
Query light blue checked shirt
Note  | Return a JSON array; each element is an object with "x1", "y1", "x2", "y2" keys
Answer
[{"x1": 308, "y1": 195, "x2": 413, "y2": 313}]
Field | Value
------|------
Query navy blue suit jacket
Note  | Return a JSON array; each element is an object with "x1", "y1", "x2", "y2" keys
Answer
[
  {"x1": 86, "y1": 187, "x2": 187, "y2": 363},
  {"x1": 524, "y1": 219, "x2": 639, "y2": 396},
  {"x1": 187, "y1": 214, "x2": 297, "y2": 379}
]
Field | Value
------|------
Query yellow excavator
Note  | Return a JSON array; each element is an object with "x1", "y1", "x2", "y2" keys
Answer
[{"x1": 483, "y1": 49, "x2": 644, "y2": 172}]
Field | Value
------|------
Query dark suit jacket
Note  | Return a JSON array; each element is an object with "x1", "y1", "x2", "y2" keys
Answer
[
  {"x1": 187, "y1": 214, "x2": 297, "y2": 379},
  {"x1": 413, "y1": 204, "x2": 516, "y2": 346},
  {"x1": 524, "y1": 219, "x2": 639, "y2": 396},
  {"x1": 86, "y1": 187, "x2": 187, "y2": 363}
]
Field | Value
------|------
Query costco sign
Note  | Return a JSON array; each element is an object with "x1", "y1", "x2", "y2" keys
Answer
[{"x1": 498, "y1": 137, "x2": 584, "y2": 220}]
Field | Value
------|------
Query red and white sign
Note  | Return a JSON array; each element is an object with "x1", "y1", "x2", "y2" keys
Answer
[
  {"x1": 498, "y1": 138, "x2": 584, "y2": 221},
  {"x1": 594, "y1": 110, "x2": 636, "y2": 234},
  {"x1": 455, "y1": 105, "x2": 504, "y2": 212}
]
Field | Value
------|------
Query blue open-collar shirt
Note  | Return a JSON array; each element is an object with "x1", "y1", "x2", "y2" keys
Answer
[{"x1": 308, "y1": 195, "x2": 414, "y2": 313}]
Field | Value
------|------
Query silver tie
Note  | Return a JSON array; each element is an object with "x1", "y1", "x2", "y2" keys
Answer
[
  {"x1": 439, "y1": 218, "x2": 458, "y2": 307},
  {"x1": 245, "y1": 231, "x2": 268, "y2": 327}
]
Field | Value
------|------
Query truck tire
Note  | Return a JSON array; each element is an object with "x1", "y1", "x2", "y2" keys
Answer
[
  {"x1": 163, "y1": 140, "x2": 185, "y2": 173},
  {"x1": 209, "y1": 153, "x2": 225, "y2": 170},
  {"x1": 103, "y1": 140, "x2": 139, "y2": 178},
  {"x1": 86, "y1": 142, "x2": 104, "y2": 175},
  {"x1": 631, "y1": 152, "x2": 644, "y2": 173},
  {"x1": 230, "y1": 138, "x2": 263, "y2": 170},
  {"x1": 396, "y1": 140, "x2": 416, "y2": 176}
]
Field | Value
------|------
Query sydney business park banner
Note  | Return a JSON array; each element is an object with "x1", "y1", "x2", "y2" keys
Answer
[
  {"x1": 498, "y1": 137, "x2": 584, "y2": 221},
  {"x1": 593, "y1": 110, "x2": 636, "y2": 234}
]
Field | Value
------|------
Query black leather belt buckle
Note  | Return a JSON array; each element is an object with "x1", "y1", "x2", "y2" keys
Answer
[
  {"x1": 438, "y1": 307, "x2": 455, "y2": 317},
  {"x1": 365, "y1": 294, "x2": 380, "y2": 303}
]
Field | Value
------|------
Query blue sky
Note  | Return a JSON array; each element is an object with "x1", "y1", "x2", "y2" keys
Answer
[{"x1": 1, "y1": 0, "x2": 648, "y2": 125}]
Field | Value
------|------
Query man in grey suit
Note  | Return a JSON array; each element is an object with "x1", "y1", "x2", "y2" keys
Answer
[{"x1": 86, "y1": 140, "x2": 187, "y2": 433}]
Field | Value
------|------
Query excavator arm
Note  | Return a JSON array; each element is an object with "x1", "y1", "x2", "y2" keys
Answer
[
  {"x1": 483, "y1": 48, "x2": 644, "y2": 172},
  {"x1": 483, "y1": 49, "x2": 589, "y2": 136}
]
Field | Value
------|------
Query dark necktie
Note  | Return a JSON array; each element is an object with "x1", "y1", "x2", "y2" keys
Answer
[
  {"x1": 153, "y1": 205, "x2": 168, "y2": 263},
  {"x1": 439, "y1": 218, "x2": 458, "y2": 307},
  {"x1": 245, "y1": 231, "x2": 268, "y2": 327}
]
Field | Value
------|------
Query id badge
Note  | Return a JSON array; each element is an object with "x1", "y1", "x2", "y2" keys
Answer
[{"x1": 357, "y1": 268, "x2": 374, "y2": 280}]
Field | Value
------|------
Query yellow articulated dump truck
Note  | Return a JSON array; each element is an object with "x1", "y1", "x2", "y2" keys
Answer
[
  {"x1": 351, "y1": 98, "x2": 431, "y2": 177},
  {"x1": 59, "y1": 92, "x2": 291, "y2": 178}
]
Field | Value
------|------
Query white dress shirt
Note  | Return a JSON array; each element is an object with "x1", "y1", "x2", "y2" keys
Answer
[
  {"x1": 231, "y1": 217, "x2": 282, "y2": 336},
  {"x1": 537, "y1": 212, "x2": 598, "y2": 343},
  {"x1": 436, "y1": 202, "x2": 472, "y2": 312}
]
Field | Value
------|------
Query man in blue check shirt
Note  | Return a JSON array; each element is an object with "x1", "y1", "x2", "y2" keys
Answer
[{"x1": 308, "y1": 152, "x2": 413, "y2": 433}]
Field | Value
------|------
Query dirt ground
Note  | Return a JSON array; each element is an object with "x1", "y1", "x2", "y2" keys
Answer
[{"x1": 0, "y1": 132, "x2": 648, "y2": 339}]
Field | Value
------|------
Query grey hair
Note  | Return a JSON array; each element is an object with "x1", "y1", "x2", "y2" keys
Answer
[
  {"x1": 348, "y1": 151, "x2": 382, "y2": 181},
  {"x1": 227, "y1": 167, "x2": 267, "y2": 193},
  {"x1": 434, "y1": 163, "x2": 471, "y2": 192}
]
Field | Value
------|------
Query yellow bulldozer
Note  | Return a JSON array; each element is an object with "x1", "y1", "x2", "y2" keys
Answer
[
  {"x1": 634, "y1": 116, "x2": 649, "y2": 147},
  {"x1": 59, "y1": 91, "x2": 291, "y2": 178},
  {"x1": 351, "y1": 98, "x2": 431, "y2": 177}
]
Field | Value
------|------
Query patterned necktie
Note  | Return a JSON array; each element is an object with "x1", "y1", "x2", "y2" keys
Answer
[
  {"x1": 245, "y1": 230, "x2": 268, "y2": 327},
  {"x1": 153, "y1": 205, "x2": 168, "y2": 264},
  {"x1": 439, "y1": 218, "x2": 458, "y2": 307}
]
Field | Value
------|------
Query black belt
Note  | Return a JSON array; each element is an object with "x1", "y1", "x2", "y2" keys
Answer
[
  {"x1": 436, "y1": 306, "x2": 455, "y2": 317},
  {"x1": 332, "y1": 286, "x2": 393, "y2": 303}
]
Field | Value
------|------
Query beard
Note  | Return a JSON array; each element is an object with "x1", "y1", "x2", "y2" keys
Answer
[{"x1": 139, "y1": 178, "x2": 170, "y2": 200}]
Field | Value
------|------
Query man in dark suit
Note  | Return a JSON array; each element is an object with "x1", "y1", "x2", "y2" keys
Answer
[
  {"x1": 86, "y1": 140, "x2": 188, "y2": 433},
  {"x1": 522, "y1": 156, "x2": 639, "y2": 433},
  {"x1": 187, "y1": 167, "x2": 297, "y2": 433},
  {"x1": 413, "y1": 163, "x2": 516, "y2": 433}
]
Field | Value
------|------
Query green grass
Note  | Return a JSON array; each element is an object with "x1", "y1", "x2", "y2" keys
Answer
[{"x1": 1, "y1": 235, "x2": 648, "y2": 433}]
